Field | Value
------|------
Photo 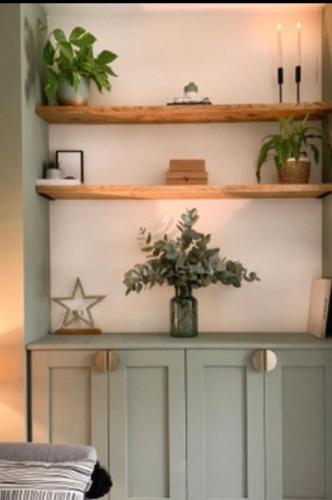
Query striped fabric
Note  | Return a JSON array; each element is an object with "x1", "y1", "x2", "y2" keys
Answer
[{"x1": 0, "y1": 459, "x2": 95, "y2": 500}]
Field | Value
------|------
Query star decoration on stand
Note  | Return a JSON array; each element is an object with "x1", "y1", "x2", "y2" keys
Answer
[{"x1": 53, "y1": 278, "x2": 106, "y2": 329}]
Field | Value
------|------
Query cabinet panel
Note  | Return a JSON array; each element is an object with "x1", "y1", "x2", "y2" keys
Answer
[
  {"x1": 265, "y1": 350, "x2": 332, "y2": 500},
  {"x1": 50, "y1": 367, "x2": 91, "y2": 444},
  {"x1": 127, "y1": 366, "x2": 169, "y2": 497},
  {"x1": 187, "y1": 349, "x2": 264, "y2": 500},
  {"x1": 31, "y1": 350, "x2": 108, "y2": 465},
  {"x1": 108, "y1": 350, "x2": 186, "y2": 500}
]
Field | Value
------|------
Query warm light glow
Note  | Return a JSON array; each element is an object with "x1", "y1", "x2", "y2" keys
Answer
[
  {"x1": 277, "y1": 23, "x2": 282, "y2": 32},
  {"x1": 296, "y1": 21, "x2": 302, "y2": 66}
]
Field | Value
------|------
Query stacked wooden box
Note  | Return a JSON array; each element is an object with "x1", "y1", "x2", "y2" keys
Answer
[{"x1": 166, "y1": 159, "x2": 208, "y2": 185}]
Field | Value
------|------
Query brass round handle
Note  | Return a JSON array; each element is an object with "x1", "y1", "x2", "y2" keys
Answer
[
  {"x1": 95, "y1": 351, "x2": 108, "y2": 373},
  {"x1": 108, "y1": 350, "x2": 119, "y2": 372},
  {"x1": 95, "y1": 351, "x2": 119, "y2": 373},
  {"x1": 252, "y1": 349, "x2": 277, "y2": 372}
]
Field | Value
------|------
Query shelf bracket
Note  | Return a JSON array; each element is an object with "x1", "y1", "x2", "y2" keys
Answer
[
  {"x1": 317, "y1": 191, "x2": 332, "y2": 199},
  {"x1": 37, "y1": 192, "x2": 55, "y2": 201}
]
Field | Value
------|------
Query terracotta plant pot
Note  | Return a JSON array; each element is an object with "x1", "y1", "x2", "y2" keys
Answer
[{"x1": 278, "y1": 158, "x2": 311, "y2": 184}]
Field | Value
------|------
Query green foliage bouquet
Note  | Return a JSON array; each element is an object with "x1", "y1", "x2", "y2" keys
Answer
[
  {"x1": 39, "y1": 22, "x2": 118, "y2": 103},
  {"x1": 123, "y1": 208, "x2": 259, "y2": 295}
]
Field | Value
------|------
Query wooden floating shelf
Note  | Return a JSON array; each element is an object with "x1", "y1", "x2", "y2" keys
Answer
[
  {"x1": 36, "y1": 184, "x2": 332, "y2": 200},
  {"x1": 35, "y1": 101, "x2": 332, "y2": 124}
]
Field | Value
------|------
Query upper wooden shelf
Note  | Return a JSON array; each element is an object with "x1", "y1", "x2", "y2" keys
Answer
[
  {"x1": 36, "y1": 184, "x2": 332, "y2": 200},
  {"x1": 35, "y1": 101, "x2": 332, "y2": 124}
]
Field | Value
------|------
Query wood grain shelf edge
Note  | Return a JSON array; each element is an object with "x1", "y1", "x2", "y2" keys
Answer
[
  {"x1": 35, "y1": 101, "x2": 332, "y2": 124},
  {"x1": 36, "y1": 184, "x2": 332, "y2": 200}
]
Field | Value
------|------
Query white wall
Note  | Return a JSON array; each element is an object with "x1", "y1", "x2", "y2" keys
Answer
[{"x1": 49, "y1": 6, "x2": 322, "y2": 333}]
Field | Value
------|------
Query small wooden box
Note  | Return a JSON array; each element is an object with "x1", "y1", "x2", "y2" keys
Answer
[
  {"x1": 169, "y1": 159, "x2": 206, "y2": 172},
  {"x1": 166, "y1": 159, "x2": 208, "y2": 185}
]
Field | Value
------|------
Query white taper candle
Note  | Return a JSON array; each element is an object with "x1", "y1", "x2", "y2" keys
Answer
[{"x1": 297, "y1": 21, "x2": 302, "y2": 66}]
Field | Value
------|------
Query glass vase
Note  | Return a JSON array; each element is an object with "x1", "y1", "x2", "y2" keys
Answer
[{"x1": 170, "y1": 286, "x2": 198, "y2": 338}]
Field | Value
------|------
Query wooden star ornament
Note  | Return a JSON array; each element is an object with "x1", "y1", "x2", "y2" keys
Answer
[{"x1": 53, "y1": 277, "x2": 106, "y2": 334}]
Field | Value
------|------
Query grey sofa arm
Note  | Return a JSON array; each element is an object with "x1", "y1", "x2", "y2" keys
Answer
[{"x1": 0, "y1": 442, "x2": 97, "y2": 463}]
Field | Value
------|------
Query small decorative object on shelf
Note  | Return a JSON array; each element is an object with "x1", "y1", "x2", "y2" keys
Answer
[
  {"x1": 123, "y1": 208, "x2": 259, "y2": 338},
  {"x1": 166, "y1": 159, "x2": 208, "y2": 185},
  {"x1": 38, "y1": 21, "x2": 118, "y2": 105},
  {"x1": 184, "y1": 82, "x2": 199, "y2": 99},
  {"x1": 52, "y1": 277, "x2": 106, "y2": 335},
  {"x1": 167, "y1": 82, "x2": 211, "y2": 105},
  {"x1": 256, "y1": 117, "x2": 331, "y2": 184},
  {"x1": 276, "y1": 24, "x2": 284, "y2": 103},
  {"x1": 55, "y1": 150, "x2": 84, "y2": 182},
  {"x1": 43, "y1": 159, "x2": 62, "y2": 180}
]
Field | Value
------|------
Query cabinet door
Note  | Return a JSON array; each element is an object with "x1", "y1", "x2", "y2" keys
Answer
[
  {"x1": 108, "y1": 350, "x2": 186, "y2": 500},
  {"x1": 187, "y1": 349, "x2": 264, "y2": 500},
  {"x1": 265, "y1": 349, "x2": 332, "y2": 500},
  {"x1": 31, "y1": 350, "x2": 108, "y2": 465}
]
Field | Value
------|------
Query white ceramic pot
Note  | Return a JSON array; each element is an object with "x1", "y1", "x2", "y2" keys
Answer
[
  {"x1": 46, "y1": 168, "x2": 62, "y2": 180},
  {"x1": 57, "y1": 77, "x2": 90, "y2": 106}
]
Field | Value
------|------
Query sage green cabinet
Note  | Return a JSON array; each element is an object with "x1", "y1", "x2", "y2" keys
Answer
[
  {"x1": 107, "y1": 350, "x2": 186, "y2": 500},
  {"x1": 187, "y1": 349, "x2": 265, "y2": 500},
  {"x1": 30, "y1": 344, "x2": 332, "y2": 500},
  {"x1": 30, "y1": 350, "x2": 108, "y2": 465},
  {"x1": 265, "y1": 350, "x2": 332, "y2": 500},
  {"x1": 187, "y1": 348, "x2": 332, "y2": 500},
  {"x1": 31, "y1": 349, "x2": 186, "y2": 500}
]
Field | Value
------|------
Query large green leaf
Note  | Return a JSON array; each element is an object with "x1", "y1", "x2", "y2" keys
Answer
[
  {"x1": 43, "y1": 40, "x2": 55, "y2": 65},
  {"x1": 70, "y1": 27, "x2": 96, "y2": 47},
  {"x1": 44, "y1": 67, "x2": 58, "y2": 103},
  {"x1": 53, "y1": 28, "x2": 67, "y2": 44},
  {"x1": 58, "y1": 41, "x2": 73, "y2": 62},
  {"x1": 93, "y1": 71, "x2": 111, "y2": 92},
  {"x1": 69, "y1": 27, "x2": 86, "y2": 44},
  {"x1": 96, "y1": 50, "x2": 117, "y2": 64}
]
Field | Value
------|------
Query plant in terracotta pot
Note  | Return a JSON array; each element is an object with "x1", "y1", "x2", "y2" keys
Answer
[
  {"x1": 123, "y1": 208, "x2": 259, "y2": 338},
  {"x1": 256, "y1": 117, "x2": 327, "y2": 184},
  {"x1": 39, "y1": 21, "x2": 118, "y2": 105}
]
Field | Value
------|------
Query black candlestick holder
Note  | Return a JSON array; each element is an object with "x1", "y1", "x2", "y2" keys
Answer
[
  {"x1": 295, "y1": 65, "x2": 301, "y2": 103},
  {"x1": 277, "y1": 67, "x2": 284, "y2": 103}
]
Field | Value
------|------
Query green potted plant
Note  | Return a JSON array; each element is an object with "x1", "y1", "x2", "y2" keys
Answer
[
  {"x1": 256, "y1": 117, "x2": 327, "y2": 183},
  {"x1": 123, "y1": 208, "x2": 259, "y2": 338},
  {"x1": 43, "y1": 159, "x2": 62, "y2": 180},
  {"x1": 184, "y1": 82, "x2": 198, "y2": 99},
  {"x1": 39, "y1": 22, "x2": 118, "y2": 105}
]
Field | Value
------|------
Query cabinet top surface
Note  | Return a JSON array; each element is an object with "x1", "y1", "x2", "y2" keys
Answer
[{"x1": 26, "y1": 332, "x2": 332, "y2": 350}]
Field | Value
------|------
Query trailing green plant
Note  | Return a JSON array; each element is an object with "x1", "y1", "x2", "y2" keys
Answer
[
  {"x1": 256, "y1": 116, "x2": 329, "y2": 183},
  {"x1": 38, "y1": 21, "x2": 118, "y2": 104},
  {"x1": 123, "y1": 208, "x2": 259, "y2": 294}
]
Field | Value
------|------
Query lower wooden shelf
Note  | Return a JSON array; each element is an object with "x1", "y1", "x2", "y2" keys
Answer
[{"x1": 36, "y1": 183, "x2": 332, "y2": 200}]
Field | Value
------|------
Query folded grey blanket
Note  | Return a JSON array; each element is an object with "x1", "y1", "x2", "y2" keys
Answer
[{"x1": 0, "y1": 458, "x2": 95, "y2": 500}]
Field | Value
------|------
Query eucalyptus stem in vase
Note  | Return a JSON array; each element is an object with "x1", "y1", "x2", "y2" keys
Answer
[{"x1": 123, "y1": 208, "x2": 260, "y2": 337}]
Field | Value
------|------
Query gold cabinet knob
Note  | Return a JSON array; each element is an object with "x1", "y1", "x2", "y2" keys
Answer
[
  {"x1": 252, "y1": 349, "x2": 277, "y2": 372},
  {"x1": 107, "y1": 350, "x2": 119, "y2": 372},
  {"x1": 95, "y1": 351, "x2": 108, "y2": 373},
  {"x1": 94, "y1": 350, "x2": 119, "y2": 373}
]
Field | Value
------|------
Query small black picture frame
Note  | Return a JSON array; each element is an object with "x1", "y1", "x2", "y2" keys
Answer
[{"x1": 55, "y1": 150, "x2": 84, "y2": 183}]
